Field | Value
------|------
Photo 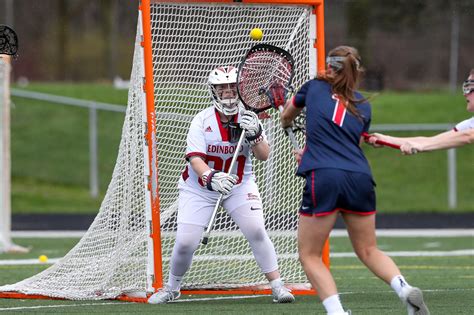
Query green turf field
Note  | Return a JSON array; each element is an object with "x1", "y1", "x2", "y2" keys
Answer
[
  {"x1": 0, "y1": 234, "x2": 472, "y2": 314},
  {"x1": 9, "y1": 84, "x2": 474, "y2": 214}
]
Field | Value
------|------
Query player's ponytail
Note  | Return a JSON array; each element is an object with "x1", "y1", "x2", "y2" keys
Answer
[{"x1": 318, "y1": 46, "x2": 366, "y2": 119}]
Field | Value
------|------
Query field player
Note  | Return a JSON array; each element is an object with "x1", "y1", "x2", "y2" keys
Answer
[
  {"x1": 367, "y1": 69, "x2": 474, "y2": 153},
  {"x1": 148, "y1": 66, "x2": 295, "y2": 304},
  {"x1": 277, "y1": 46, "x2": 430, "y2": 315}
]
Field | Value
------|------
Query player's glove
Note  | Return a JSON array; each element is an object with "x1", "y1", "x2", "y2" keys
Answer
[
  {"x1": 202, "y1": 169, "x2": 239, "y2": 195},
  {"x1": 267, "y1": 82, "x2": 289, "y2": 110},
  {"x1": 240, "y1": 110, "x2": 264, "y2": 146}
]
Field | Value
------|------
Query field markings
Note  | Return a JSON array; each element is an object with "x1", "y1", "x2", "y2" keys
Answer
[
  {"x1": 10, "y1": 229, "x2": 474, "y2": 238},
  {"x1": 0, "y1": 249, "x2": 472, "y2": 266},
  {"x1": 1, "y1": 288, "x2": 472, "y2": 311}
]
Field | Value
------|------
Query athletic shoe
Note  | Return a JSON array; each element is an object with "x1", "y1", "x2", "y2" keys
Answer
[
  {"x1": 148, "y1": 286, "x2": 181, "y2": 304},
  {"x1": 400, "y1": 287, "x2": 430, "y2": 315},
  {"x1": 328, "y1": 311, "x2": 351, "y2": 315},
  {"x1": 272, "y1": 285, "x2": 295, "y2": 303}
]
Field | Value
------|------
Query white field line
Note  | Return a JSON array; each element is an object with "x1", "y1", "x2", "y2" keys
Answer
[
  {"x1": 1, "y1": 249, "x2": 472, "y2": 266},
  {"x1": 0, "y1": 288, "x2": 473, "y2": 312},
  {"x1": 10, "y1": 229, "x2": 474, "y2": 239}
]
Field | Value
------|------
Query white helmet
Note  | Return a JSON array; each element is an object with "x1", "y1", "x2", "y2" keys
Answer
[{"x1": 208, "y1": 66, "x2": 239, "y2": 115}]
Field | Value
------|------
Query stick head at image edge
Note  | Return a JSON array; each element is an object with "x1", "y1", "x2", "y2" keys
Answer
[{"x1": 0, "y1": 25, "x2": 18, "y2": 56}]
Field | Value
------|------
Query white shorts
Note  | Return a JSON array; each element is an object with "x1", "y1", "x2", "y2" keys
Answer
[{"x1": 177, "y1": 180, "x2": 262, "y2": 227}]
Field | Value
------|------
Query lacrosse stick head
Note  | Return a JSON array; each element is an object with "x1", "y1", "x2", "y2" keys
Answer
[
  {"x1": 237, "y1": 44, "x2": 294, "y2": 113},
  {"x1": 0, "y1": 25, "x2": 18, "y2": 56}
]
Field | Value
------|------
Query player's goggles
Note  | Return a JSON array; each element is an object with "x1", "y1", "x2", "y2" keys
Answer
[
  {"x1": 462, "y1": 79, "x2": 474, "y2": 95},
  {"x1": 326, "y1": 56, "x2": 360, "y2": 71}
]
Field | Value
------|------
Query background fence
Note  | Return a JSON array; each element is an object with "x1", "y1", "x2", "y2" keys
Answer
[{"x1": 10, "y1": 89, "x2": 463, "y2": 209}]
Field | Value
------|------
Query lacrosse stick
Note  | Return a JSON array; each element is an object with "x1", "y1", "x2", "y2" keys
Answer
[
  {"x1": 237, "y1": 44, "x2": 299, "y2": 149},
  {"x1": 0, "y1": 25, "x2": 18, "y2": 56},
  {"x1": 201, "y1": 130, "x2": 245, "y2": 245},
  {"x1": 361, "y1": 132, "x2": 400, "y2": 149},
  {"x1": 202, "y1": 45, "x2": 295, "y2": 244}
]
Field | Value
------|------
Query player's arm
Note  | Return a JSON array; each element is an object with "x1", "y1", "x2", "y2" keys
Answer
[
  {"x1": 189, "y1": 156, "x2": 238, "y2": 194},
  {"x1": 240, "y1": 110, "x2": 270, "y2": 161},
  {"x1": 280, "y1": 96, "x2": 303, "y2": 129},
  {"x1": 400, "y1": 129, "x2": 474, "y2": 154},
  {"x1": 186, "y1": 116, "x2": 238, "y2": 194}
]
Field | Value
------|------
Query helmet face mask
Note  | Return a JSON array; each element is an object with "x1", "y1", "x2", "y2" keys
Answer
[{"x1": 208, "y1": 66, "x2": 239, "y2": 115}]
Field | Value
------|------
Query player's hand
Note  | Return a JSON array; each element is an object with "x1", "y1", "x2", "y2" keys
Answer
[
  {"x1": 292, "y1": 149, "x2": 303, "y2": 164},
  {"x1": 400, "y1": 142, "x2": 420, "y2": 155},
  {"x1": 365, "y1": 133, "x2": 384, "y2": 148},
  {"x1": 240, "y1": 110, "x2": 263, "y2": 139},
  {"x1": 202, "y1": 170, "x2": 239, "y2": 195}
]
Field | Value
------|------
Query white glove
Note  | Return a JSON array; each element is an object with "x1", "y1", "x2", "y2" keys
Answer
[
  {"x1": 202, "y1": 169, "x2": 239, "y2": 195},
  {"x1": 240, "y1": 110, "x2": 262, "y2": 138}
]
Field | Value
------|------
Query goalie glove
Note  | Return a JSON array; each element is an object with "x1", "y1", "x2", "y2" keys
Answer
[
  {"x1": 240, "y1": 110, "x2": 264, "y2": 146},
  {"x1": 201, "y1": 169, "x2": 239, "y2": 195}
]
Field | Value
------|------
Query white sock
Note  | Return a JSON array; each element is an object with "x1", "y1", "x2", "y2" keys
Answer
[
  {"x1": 322, "y1": 294, "x2": 345, "y2": 314},
  {"x1": 390, "y1": 275, "x2": 412, "y2": 297},
  {"x1": 167, "y1": 273, "x2": 183, "y2": 291},
  {"x1": 270, "y1": 278, "x2": 284, "y2": 289}
]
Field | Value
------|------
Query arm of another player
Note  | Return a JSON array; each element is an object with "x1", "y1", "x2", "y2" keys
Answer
[
  {"x1": 240, "y1": 110, "x2": 270, "y2": 161},
  {"x1": 400, "y1": 129, "x2": 474, "y2": 154},
  {"x1": 280, "y1": 95, "x2": 303, "y2": 129}
]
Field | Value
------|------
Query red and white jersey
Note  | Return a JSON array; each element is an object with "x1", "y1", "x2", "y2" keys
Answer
[
  {"x1": 180, "y1": 106, "x2": 266, "y2": 191},
  {"x1": 454, "y1": 117, "x2": 474, "y2": 131}
]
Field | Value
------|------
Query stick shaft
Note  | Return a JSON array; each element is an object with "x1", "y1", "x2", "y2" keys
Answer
[{"x1": 202, "y1": 130, "x2": 246, "y2": 244}]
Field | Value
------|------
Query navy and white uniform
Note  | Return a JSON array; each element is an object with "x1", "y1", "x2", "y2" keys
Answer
[{"x1": 292, "y1": 79, "x2": 376, "y2": 216}]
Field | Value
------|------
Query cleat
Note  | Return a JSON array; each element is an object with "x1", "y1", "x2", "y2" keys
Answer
[
  {"x1": 400, "y1": 287, "x2": 430, "y2": 315},
  {"x1": 148, "y1": 286, "x2": 181, "y2": 304},
  {"x1": 272, "y1": 285, "x2": 295, "y2": 303}
]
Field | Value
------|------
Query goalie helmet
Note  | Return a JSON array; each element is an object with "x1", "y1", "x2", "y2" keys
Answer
[{"x1": 208, "y1": 66, "x2": 239, "y2": 116}]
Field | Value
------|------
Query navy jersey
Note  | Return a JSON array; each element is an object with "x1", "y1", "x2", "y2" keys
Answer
[{"x1": 293, "y1": 79, "x2": 372, "y2": 177}]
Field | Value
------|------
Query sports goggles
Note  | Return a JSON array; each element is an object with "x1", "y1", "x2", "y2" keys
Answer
[
  {"x1": 462, "y1": 79, "x2": 474, "y2": 95},
  {"x1": 326, "y1": 56, "x2": 360, "y2": 71}
]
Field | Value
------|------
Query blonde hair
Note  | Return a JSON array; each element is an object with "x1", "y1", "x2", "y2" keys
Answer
[{"x1": 318, "y1": 46, "x2": 365, "y2": 118}]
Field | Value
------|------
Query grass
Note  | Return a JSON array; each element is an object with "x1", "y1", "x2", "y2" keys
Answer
[
  {"x1": 9, "y1": 83, "x2": 474, "y2": 214},
  {"x1": 0, "y1": 235, "x2": 472, "y2": 314}
]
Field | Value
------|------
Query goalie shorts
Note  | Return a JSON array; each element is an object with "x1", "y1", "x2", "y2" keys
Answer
[
  {"x1": 177, "y1": 180, "x2": 263, "y2": 227},
  {"x1": 299, "y1": 168, "x2": 376, "y2": 217}
]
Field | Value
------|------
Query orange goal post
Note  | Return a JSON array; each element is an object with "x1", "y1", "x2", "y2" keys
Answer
[{"x1": 0, "y1": 0, "x2": 328, "y2": 302}]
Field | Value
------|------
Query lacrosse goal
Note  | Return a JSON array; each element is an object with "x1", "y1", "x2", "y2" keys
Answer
[
  {"x1": 0, "y1": 0, "x2": 327, "y2": 301},
  {"x1": 0, "y1": 55, "x2": 29, "y2": 255}
]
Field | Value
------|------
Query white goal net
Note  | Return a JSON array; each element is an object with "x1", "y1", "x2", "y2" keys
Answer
[{"x1": 0, "y1": 2, "x2": 322, "y2": 300}]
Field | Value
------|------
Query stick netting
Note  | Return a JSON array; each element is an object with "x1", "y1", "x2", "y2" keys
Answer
[{"x1": 0, "y1": 2, "x2": 316, "y2": 299}]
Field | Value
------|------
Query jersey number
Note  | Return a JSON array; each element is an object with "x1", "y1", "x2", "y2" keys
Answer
[
  {"x1": 331, "y1": 94, "x2": 347, "y2": 127},
  {"x1": 206, "y1": 155, "x2": 246, "y2": 184}
]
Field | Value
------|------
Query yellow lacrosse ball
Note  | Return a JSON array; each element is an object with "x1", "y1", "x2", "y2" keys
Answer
[
  {"x1": 250, "y1": 28, "x2": 263, "y2": 41},
  {"x1": 39, "y1": 255, "x2": 48, "y2": 263}
]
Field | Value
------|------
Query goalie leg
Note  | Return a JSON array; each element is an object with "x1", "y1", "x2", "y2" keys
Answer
[
  {"x1": 148, "y1": 223, "x2": 203, "y2": 304},
  {"x1": 225, "y1": 183, "x2": 295, "y2": 303}
]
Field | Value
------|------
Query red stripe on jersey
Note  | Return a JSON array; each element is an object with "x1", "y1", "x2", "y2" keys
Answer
[
  {"x1": 181, "y1": 165, "x2": 189, "y2": 181},
  {"x1": 215, "y1": 110, "x2": 229, "y2": 141},
  {"x1": 331, "y1": 94, "x2": 347, "y2": 127},
  {"x1": 215, "y1": 110, "x2": 239, "y2": 142}
]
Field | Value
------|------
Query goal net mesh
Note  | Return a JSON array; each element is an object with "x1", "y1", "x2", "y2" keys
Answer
[{"x1": 0, "y1": 2, "x2": 316, "y2": 300}]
